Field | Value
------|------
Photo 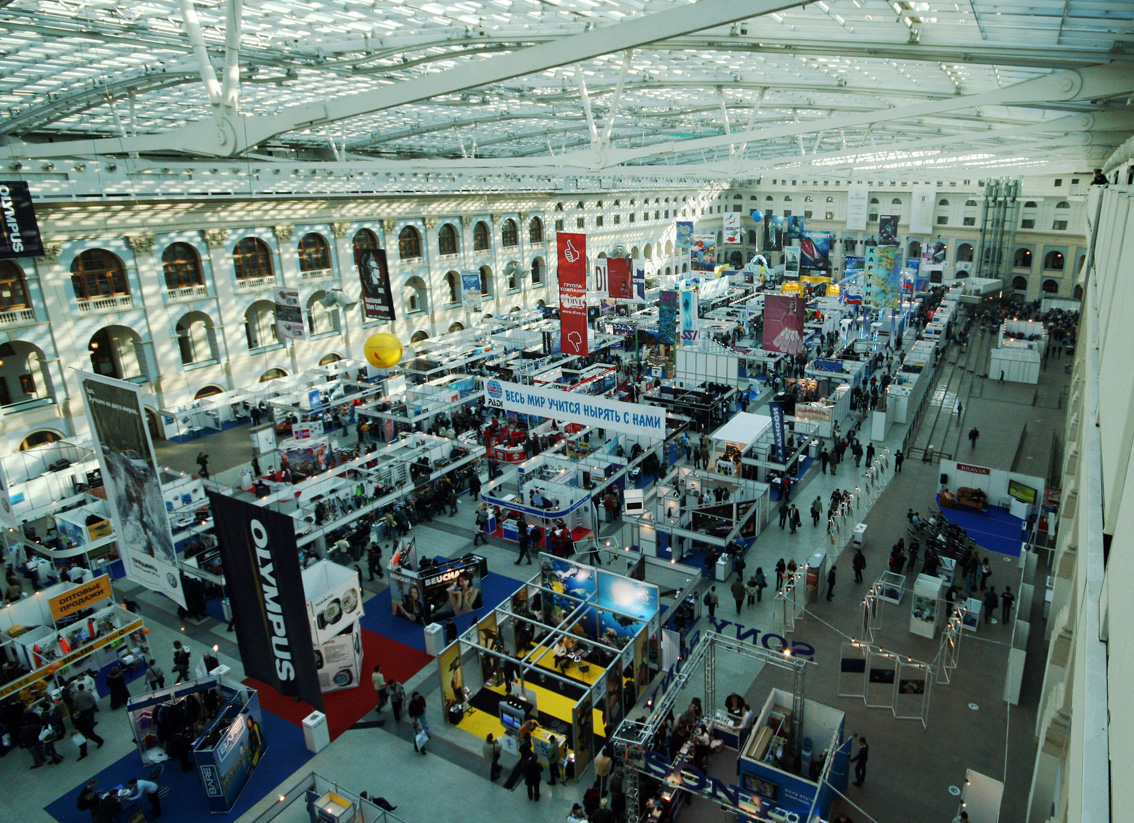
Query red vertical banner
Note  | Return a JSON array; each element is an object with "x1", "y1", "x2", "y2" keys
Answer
[
  {"x1": 607, "y1": 257, "x2": 632, "y2": 300},
  {"x1": 557, "y1": 232, "x2": 589, "y2": 355}
]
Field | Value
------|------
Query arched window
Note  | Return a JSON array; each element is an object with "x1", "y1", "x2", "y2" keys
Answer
[
  {"x1": 956, "y1": 243, "x2": 974, "y2": 263},
  {"x1": 529, "y1": 217, "x2": 544, "y2": 243},
  {"x1": 19, "y1": 430, "x2": 62, "y2": 451},
  {"x1": 531, "y1": 258, "x2": 544, "y2": 285},
  {"x1": 353, "y1": 228, "x2": 380, "y2": 252},
  {"x1": 480, "y1": 265, "x2": 493, "y2": 296},
  {"x1": 891, "y1": 198, "x2": 902, "y2": 205},
  {"x1": 71, "y1": 249, "x2": 130, "y2": 300},
  {"x1": 306, "y1": 291, "x2": 341, "y2": 335},
  {"x1": 907, "y1": 241, "x2": 922, "y2": 260},
  {"x1": 870, "y1": 197, "x2": 880, "y2": 205},
  {"x1": 504, "y1": 262, "x2": 519, "y2": 291},
  {"x1": 766, "y1": 196, "x2": 773, "y2": 201},
  {"x1": 826, "y1": 196, "x2": 834, "y2": 203},
  {"x1": 1012, "y1": 276, "x2": 1028, "y2": 291},
  {"x1": 1055, "y1": 201, "x2": 1071, "y2": 209},
  {"x1": 1072, "y1": 284, "x2": 1083, "y2": 300},
  {"x1": 298, "y1": 233, "x2": 331, "y2": 271},
  {"x1": 1042, "y1": 279, "x2": 1059, "y2": 293},
  {"x1": 438, "y1": 224, "x2": 459, "y2": 256},
  {"x1": 0, "y1": 260, "x2": 31, "y2": 311},
  {"x1": 398, "y1": 226, "x2": 422, "y2": 260},
  {"x1": 244, "y1": 299, "x2": 278, "y2": 350},
  {"x1": 965, "y1": 200, "x2": 978, "y2": 207},
  {"x1": 1014, "y1": 248, "x2": 1032, "y2": 268},
  {"x1": 501, "y1": 219, "x2": 519, "y2": 248},
  {"x1": 1043, "y1": 251, "x2": 1064, "y2": 270},
  {"x1": 404, "y1": 276, "x2": 428, "y2": 314},
  {"x1": 473, "y1": 221, "x2": 491, "y2": 251},
  {"x1": 175, "y1": 311, "x2": 219, "y2": 365},
  {"x1": 232, "y1": 237, "x2": 273, "y2": 281},
  {"x1": 554, "y1": 203, "x2": 563, "y2": 211},
  {"x1": 194, "y1": 385, "x2": 223, "y2": 400},
  {"x1": 161, "y1": 243, "x2": 204, "y2": 291},
  {"x1": 0, "y1": 340, "x2": 51, "y2": 406},
  {"x1": 445, "y1": 271, "x2": 460, "y2": 304},
  {"x1": 410, "y1": 330, "x2": 430, "y2": 344},
  {"x1": 784, "y1": 196, "x2": 792, "y2": 202},
  {"x1": 318, "y1": 353, "x2": 342, "y2": 366},
  {"x1": 259, "y1": 368, "x2": 288, "y2": 382},
  {"x1": 448, "y1": 322, "x2": 465, "y2": 333},
  {"x1": 1023, "y1": 201, "x2": 1037, "y2": 209},
  {"x1": 804, "y1": 196, "x2": 813, "y2": 202},
  {"x1": 938, "y1": 199, "x2": 950, "y2": 207}
]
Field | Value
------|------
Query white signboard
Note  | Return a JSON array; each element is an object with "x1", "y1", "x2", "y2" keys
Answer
[
  {"x1": 723, "y1": 213, "x2": 741, "y2": 244},
  {"x1": 484, "y1": 378, "x2": 666, "y2": 439},
  {"x1": 909, "y1": 185, "x2": 936, "y2": 235},
  {"x1": 846, "y1": 182, "x2": 869, "y2": 232}
]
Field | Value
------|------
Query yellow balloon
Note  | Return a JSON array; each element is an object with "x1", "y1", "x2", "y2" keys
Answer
[{"x1": 364, "y1": 333, "x2": 403, "y2": 369}]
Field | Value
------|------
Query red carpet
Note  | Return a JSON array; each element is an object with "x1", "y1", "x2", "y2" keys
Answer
[{"x1": 244, "y1": 628, "x2": 434, "y2": 741}]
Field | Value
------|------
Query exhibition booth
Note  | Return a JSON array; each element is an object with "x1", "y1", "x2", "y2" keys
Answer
[
  {"x1": 387, "y1": 536, "x2": 487, "y2": 628},
  {"x1": 303, "y1": 560, "x2": 365, "y2": 693},
  {"x1": 436, "y1": 554, "x2": 666, "y2": 781},
  {"x1": 991, "y1": 319, "x2": 1046, "y2": 384},
  {"x1": 126, "y1": 675, "x2": 267, "y2": 812}
]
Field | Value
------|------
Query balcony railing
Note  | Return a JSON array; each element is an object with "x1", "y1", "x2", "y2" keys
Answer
[
  {"x1": 166, "y1": 285, "x2": 209, "y2": 301},
  {"x1": 0, "y1": 307, "x2": 36, "y2": 326},
  {"x1": 235, "y1": 275, "x2": 277, "y2": 292},
  {"x1": 76, "y1": 294, "x2": 134, "y2": 314},
  {"x1": 300, "y1": 268, "x2": 333, "y2": 281}
]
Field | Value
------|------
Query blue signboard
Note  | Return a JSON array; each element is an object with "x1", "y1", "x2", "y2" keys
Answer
[{"x1": 768, "y1": 402, "x2": 786, "y2": 464}]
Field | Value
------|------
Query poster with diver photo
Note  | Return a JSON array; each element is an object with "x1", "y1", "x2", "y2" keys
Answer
[
  {"x1": 78, "y1": 371, "x2": 186, "y2": 607},
  {"x1": 356, "y1": 247, "x2": 396, "y2": 321}
]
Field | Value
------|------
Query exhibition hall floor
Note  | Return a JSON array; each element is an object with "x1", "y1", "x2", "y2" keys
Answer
[{"x1": 6, "y1": 321, "x2": 1069, "y2": 823}]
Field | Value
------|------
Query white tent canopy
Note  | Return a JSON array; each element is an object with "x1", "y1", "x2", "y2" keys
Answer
[{"x1": 710, "y1": 412, "x2": 772, "y2": 448}]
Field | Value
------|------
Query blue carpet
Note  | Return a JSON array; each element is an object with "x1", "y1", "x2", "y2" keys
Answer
[
  {"x1": 935, "y1": 495, "x2": 1025, "y2": 558},
  {"x1": 91, "y1": 657, "x2": 151, "y2": 700},
  {"x1": 359, "y1": 569, "x2": 525, "y2": 653},
  {"x1": 45, "y1": 706, "x2": 311, "y2": 823}
]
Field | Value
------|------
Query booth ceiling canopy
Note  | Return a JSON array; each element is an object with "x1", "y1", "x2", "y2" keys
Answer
[{"x1": 2, "y1": 0, "x2": 1134, "y2": 186}]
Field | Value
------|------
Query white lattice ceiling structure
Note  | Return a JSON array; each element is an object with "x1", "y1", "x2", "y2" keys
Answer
[{"x1": 1, "y1": 0, "x2": 1133, "y2": 183}]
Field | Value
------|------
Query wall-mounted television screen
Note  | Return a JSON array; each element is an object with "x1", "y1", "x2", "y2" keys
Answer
[{"x1": 1008, "y1": 480, "x2": 1037, "y2": 504}]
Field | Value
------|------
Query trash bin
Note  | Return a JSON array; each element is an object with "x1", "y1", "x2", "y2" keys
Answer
[
  {"x1": 715, "y1": 553, "x2": 732, "y2": 582},
  {"x1": 853, "y1": 523, "x2": 868, "y2": 547},
  {"x1": 424, "y1": 622, "x2": 445, "y2": 656},
  {"x1": 302, "y1": 710, "x2": 330, "y2": 753}
]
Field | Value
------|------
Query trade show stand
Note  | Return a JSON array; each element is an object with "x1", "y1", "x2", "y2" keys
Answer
[
  {"x1": 302, "y1": 560, "x2": 365, "y2": 692},
  {"x1": 387, "y1": 537, "x2": 488, "y2": 626},
  {"x1": 2, "y1": 437, "x2": 101, "y2": 522}
]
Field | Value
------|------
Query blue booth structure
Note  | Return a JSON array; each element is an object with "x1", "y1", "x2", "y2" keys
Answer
[{"x1": 736, "y1": 688, "x2": 849, "y2": 822}]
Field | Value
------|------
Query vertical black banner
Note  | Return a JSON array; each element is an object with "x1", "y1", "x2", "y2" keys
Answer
[
  {"x1": 0, "y1": 181, "x2": 44, "y2": 259},
  {"x1": 356, "y1": 247, "x2": 396, "y2": 322},
  {"x1": 207, "y1": 492, "x2": 324, "y2": 711}
]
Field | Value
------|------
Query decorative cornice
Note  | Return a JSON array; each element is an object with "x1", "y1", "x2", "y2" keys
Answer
[
  {"x1": 272, "y1": 224, "x2": 294, "y2": 243},
  {"x1": 381, "y1": 219, "x2": 397, "y2": 236},
  {"x1": 40, "y1": 242, "x2": 62, "y2": 262},
  {"x1": 125, "y1": 232, "x2": 156, "y2": 253},
  {"x1": 204, "y1": 228, "x2": 229, "y2": 248},
  {"x1": 332, "y1": 221, "x2": 352, "y2": 237},
  {"x1": 424, "y1": 217, "x2": 439, "y2": 231},
  {"x1": 460, "y1": 216, "x2": 473, "y2": 230}
]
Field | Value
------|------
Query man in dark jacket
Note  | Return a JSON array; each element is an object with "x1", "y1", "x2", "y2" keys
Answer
[
  {"x1": 524, "y1": 755, "x2": 543, "y2": 801},
  {"x1": 852, "y1": 549, "x2": 866, "y2": 583}
]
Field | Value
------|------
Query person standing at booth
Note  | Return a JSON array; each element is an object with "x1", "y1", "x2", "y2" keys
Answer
[
  {"x1": 523, "y1": 755, "x2": 543, "y2": 801},
  {"x1": 850, "y1": 736, "x2": 870, "y2": 786},
  {"x1": 483, "y1": 733, "x2": 502, "y2": 780},
  {"x1": 125, "y1": 778, "x2": 161, "y2": 819}
]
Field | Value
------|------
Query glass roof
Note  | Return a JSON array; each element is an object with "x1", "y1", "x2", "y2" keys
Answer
[{"x1": 1, "y1": 0, "x2": 1131, "y2": 177}]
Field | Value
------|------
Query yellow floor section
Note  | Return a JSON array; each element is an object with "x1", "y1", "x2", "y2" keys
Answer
[
  {"x1": 454, "y1": 680, "x2": 607, "y2": 744},
  {"x1": 527, "y1": 643, "x2": 605, "y2": 686}
]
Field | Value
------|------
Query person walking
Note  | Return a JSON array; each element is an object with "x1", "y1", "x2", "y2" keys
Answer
[
  {"x1": 371, "y1": 665, "x2": 388, "y2": 726},
  {"x1": 196, "y1": 452, "x2": 209, "y2": 478},
  {"x1": 473, "y1": 504, "x2": 489, "y2": 546},
  {"x1": 704, "y1": 586, "x2": 719, "y2": 619},
  {"x1": 778, "y1": 502, "x2": 789, "y2": 530},
  {"x1": 789, "y1": 505, "x2": 801, "y2": 534},
  {"x1": 744, "y1": 575, "x2": 759, "y2": 606},
  {"x1": 811, "y1": 496, "x2": 822, "y2": 527},
  {"x1": 106, "y1": 663, "x2": 130, "y2": 709},
  {"x1": 483, "y1": 733, "x2": 502, "y2": 780},
  {"x1": 171, "y1": 641, "x2": 191, "y2": 682},
  {"x1": 956, "y1": 400, "x2": 963, "y2": 418},
  {"x1": 850, "y1": 736, "x2": 870, "y2": 786},
  {"x1": 983, "y1": 587, "x2": 999, "y2": 623},
  {"x1": 980, "y1": 557, "x2": 992, "y2": 590},
  {"x1": 70, "y1": 684, "x2": 104, "y2": 759},
  {"x1": 775, "y1": 558, "x2": 786, "y2": 592},
  {"x1": 1001, "y1": 586, "x2": 1016, "y2": 624},
  {"x1": 730, "y1": 578, "x2": 746, "y2": 614},
  {"x1": 852, "y1": 549, "x2": 866, "y2": 584},
  {"x1": 524, "y1": 755, "x2": 543, "y2": 801},
  {"x1": 408, "y1": 691, "x2": 428, "y2": 735},
  {"x1": 826, "y1": 565, "x2": 837, "y2": 601},
  {"x1": 865, "y1": 443, "x2": 875, "y2": 466},
  {"x1": 894, "y1": 449, "x2": 904, "y2": 473},
  {"x1": 820, "y1": 448, "x2": 830, "y2": 474},
  {"x1": 144, "y1": 659, "x2": 165, "y2": 691},
  {"x1": 367, "y1": 543, "x2": 385, "y2": 581},
  {"x1": 753, "y1": 567, "x2": 768, "y2": 602},
  {"x1": 387, "y1": 680, "x2": 405, "y2": 724},
  {"x1": 594, "y1": 745, "x2": 614, "y2": 795},
  {"x1": 515, "y1": 523, "x2": 533, "y2": 565},
  {"x1": 968, "y1": 426, "x2": 980, "y2": 448}
]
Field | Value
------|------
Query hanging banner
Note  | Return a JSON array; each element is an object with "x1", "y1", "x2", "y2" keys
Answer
[
  {"x1": 783, "y1": 247, "x2": 801, "y2": 278},
  {"x1": 608, "y1": 257, "x2": 632, "y2": 300},
  {"x1": 78, "y1": 372, "x2": 186, "y2": 608},
  {"x1": 557, "y1": 232, "x2": 589, "y2": 356},
  {"x1": 698, "y1": 276, "x2": 729, "y2": 302},
  {"x1": 461, "y1": 270, "x2": 482, "y2": 313},
  {"x1": 0, "y1": 181, "x2": 44, "y2": 259},
  {"x1": 864, "y1": 246, "x2": 905, "y2": 309},
  {"x1": 768, "y1": 401, "x2": 787, "y2": 464},
  {"x1": 909, "y1": 186, "x2": 935, "y2": 235},
  {"x1": 273, "y1": 288, "x2": 306, "y2": 341},
  {"x1": 591, "y1": 257, "x2": 609, "y2": 296},
  {"x1": 764, "y1": 216, "x2": 784, "y2": 251},
  {"x1": 786, "y1": 216, "x2": 806, "y2": 241},
  {"x1": 800, "y1": 231, "x2": 832, "y2": 273},
  {"x1": 723, "y1": 213, "x2": 742, "y2": 244},
  {"x1": 846, "y1": 182, "x2": 869, "y2": 232},
  {"x1": 658, "y1": 290, "x2": 678, "y2": 345},
  {"x1": 675, "y1": 221, "x2": 693, "y2": 250},
  {"x1": 878, "y1": 215, "x2": 900, "y2": 246},
  {"x1": 923, "y1": 240, "x2": 948, "y2": 265},
  {"x1": 356, "y1": 247, "x2": 396, "y2": 322},
  {"x1": 690, "y1": 230, "x2": 717, "y2": 271},
  {"x1": 679, "y1": 288, "x2": 699, "y2": 342},
  {"x1": 207, "y1": 492, "x2": 324, "y2": 711},
  {"x1": 484, "y1": 379, "x2": 665, "y2": 438},
  {"x1": 763, "y1": 295, "x2": 807, "y2": 355},
  {"x1": 631, "y1": 260, "x2": 646, "y2": 302}
]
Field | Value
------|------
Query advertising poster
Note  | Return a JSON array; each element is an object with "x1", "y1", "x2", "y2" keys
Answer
[
  {"x1": 356, "y1": 247, "x2": 396, "y2": 322},
  {"x1": 923, "y1": 240, "x2": 948, "y2": 265},
  {"x1": 591, "y1": 257, "x2": 609, "y2": 296},
  {"x1": 596, "y1": 571, "x2": 658, "y2": 653},
  {"x1": 572, "y1": 691, "x2": 594, "y2": 774},
  {"x1": 800, "y1": 231, "x2": 832, "y2": 272},
  {"x1": 658, "y1": 290, "x2": 678, "y2": 345},
  {"x1": 844, "y1": 256, "x2": 863, "y2": 276},
  {"x1": 557, "y1": 232, "x2": 589, "y2": 356},
  {"x1": 315, "y1": 624, "x2": 362, "y2": 692},
  {"x1": 846, "y1": 182, "x2": 869, "y2": 232},
  {"x1": 461, "y1": 270, "x2": 482, "y2": 313},
  {"x1": 786, "y1": 216, "x2": 806, "y2": 241},
  {"x1": 79, "y1": 372, "x2": 185, "y2": 608},
  {"x1": 485, "y1": 378, "x2": 665, "y2": 439},
  {"x1": 764, "y1": 215, "x2": 784, "y2": 251},
  {"x1": 723, "y1": 213, "x2": 742, "y2": 244},
  {"x1": 280, "y1": 442, "x2": 330, "y2": 481},
  {"x1": 679, "y1": 288, "x2": 699, "y2": 342},
  {"x1": 864, "y1": 246, "x2": 904, "y2": 309},
  {"x1": 909, "y1": 186, "x2": 935, "y2": 234},
  {"x1": 675, "y1": 221, "x2": 693, "y2": 250},
  {"x1": 633, "y1": 627, "x2": 650, "y2": 691},
  {"x1": 207, "y1": 492, "x2": 324, "y2": 711},
  {"x1": 196, "y1": 694, "x2": 267, "y2": 812},
  {"x1": 542, "y1": 556, "x2": 596, "y2": 602},
  {"x1": 878, "y1": 215, "x2": 900, "y2": 246},
  {"x1": 424, "y1": 556, "x2": 484, "y2": 620},
  {"x1": 48, "y1": 575, "x2": 113, "y2": 621},
  {"x1": 273, "y1": 288, "x2": 306, "y2": 341},
  {"x1": 0, "y1": 181, "x2": 44, "y2": 259},
  {"x1": 690, "y1": 230, "x2": 717, "y2": 271},
  {"x1": 607, "y1": 257, "x2": 632, "y2": 300},
  {"x1": 631, "y1": 260, "x2": 646, "y2": 302},
  {"x1": 439, "y1": 639, "x2": 465, "y2": 718},
  {"x1": 768, "y1": 401, "x2": 787, "y2": 463},
  {"x1": 305, "y1": 570, "x2": 363, "y2": 646},
  {"x1": 762, "y1": 295, "x2": 807, "y2": 355},
  {"x1": 783, "y1": 246, "x2": 801, "y2": 278}
]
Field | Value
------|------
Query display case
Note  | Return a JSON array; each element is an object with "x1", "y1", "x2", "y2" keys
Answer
[
  {"x1": 909, "y1": 574, "x2": 944, "y2": 638},
  {"x1": 961, "y1": 596, "x2": 983, "y2": 632},
  {"x1": 877, "y1": 571, "x2": 906, "y2": 604}
]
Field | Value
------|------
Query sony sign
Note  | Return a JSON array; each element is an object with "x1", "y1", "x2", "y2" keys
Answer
[{"x1": 640, "y1": 751, "x2": 801, "y2": 823}]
